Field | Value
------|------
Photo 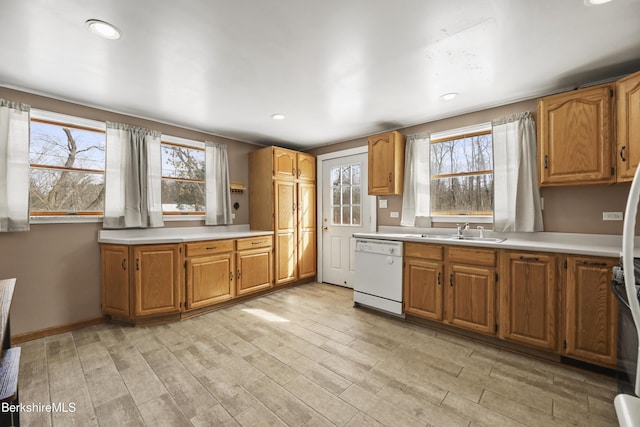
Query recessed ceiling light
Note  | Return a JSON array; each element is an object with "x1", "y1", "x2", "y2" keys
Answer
[
  {"x1": 271, "y1": 113, "x2": 285, "y2": 120},
  {"x1": 440, "y1": 93, "x2": 459, "y2": 101},
  {"x1": 585, "y1": 0, "x2": 613, "y2": 5},
  {"x1": 86, "y1": 19, "x2": 121, "y2": 40}
]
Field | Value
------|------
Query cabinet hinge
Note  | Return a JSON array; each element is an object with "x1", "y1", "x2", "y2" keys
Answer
[
  {"x1": 611, "y1": 88, "x2": 614, "y2": 97},
  {"x1": 563, "y1": 340, "x2": 567, "y2": 349},
  {"x1": 611, "y1": 167, "x2": 615, "y2": 176}
]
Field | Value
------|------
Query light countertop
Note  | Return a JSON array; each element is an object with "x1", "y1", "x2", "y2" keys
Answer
[
  {"x1": 353, "y1": 226, "x2": 640, "y2": 258},
  {"x1": 98, "y1": 225, "x2": 273, "y2": 245}
]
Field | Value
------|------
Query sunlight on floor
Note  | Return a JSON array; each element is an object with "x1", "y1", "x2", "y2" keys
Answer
[{"x1": 241, "y1": 308, "x2": 290, "y2": 323}]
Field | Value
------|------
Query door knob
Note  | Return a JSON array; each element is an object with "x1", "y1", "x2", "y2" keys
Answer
[{"x1": 322, "y1": 226, "x2": 328, "y2": 231}]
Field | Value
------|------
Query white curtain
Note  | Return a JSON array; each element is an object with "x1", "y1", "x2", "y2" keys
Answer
[
  {"x1": 492, "y1": 112, "x2": 543, "y2": 232},
  {"x1": 0, "y1": 99, "x2": 30, "y2": 232},
  {"x1": 103, "y1": 122, "x2": 163, "y2": 228},
  {"x1": 205, "y1": 141, "x2": 232, "y2": 225},
  {"x1": 401, "y1": 133, "x2": 432, "y2": 227}
]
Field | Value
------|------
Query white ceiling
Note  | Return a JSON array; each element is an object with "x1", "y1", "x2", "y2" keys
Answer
[{"x1": 1, "y1": 1, "x2": 639, "y2": 150}]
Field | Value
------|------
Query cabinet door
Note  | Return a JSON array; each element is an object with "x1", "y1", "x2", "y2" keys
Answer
[
  {"x1": 565, "y1": 257, "x2": 618, "y2": 367},
  {"x1": 101, "y1": 244, "x2": 130, "y2": 317},
  {"x1": 297, "y1": 181, "x2": 316, "y2": 279},
  {"x1": 404, "y1": 258, "x2": 443, "y2": 321},
  {"x1": 538, "y1": 83, "x2": 614, "y2": 186},
  {"x1": 616, "y1": 71, "x2": 640, "y2": 182},
  {"x1": 186, "y1": 253, "x2": 234, "y2": 309},
  {"x1": 499, "y1": 253, "x2": 558, "y2": 351},
  {"x1": 368, "y1": 131, "x2": 404, "y2": 195},
  {"x1": 132, "y1": 244, "x2": 181, "y2": 317},
  {"x1": 273, "y1": 147, "x2": 297, "y2": 180},
  {"x1": 297, "y1": 153, "x2": 316, "y2": 182},
  {"x1": 275, "y1": 180, "x2": 297, "y2": 284},
  {"x1": 446, "y1": 264, "x2": 495, "y2": 335},
  {"x1": 236, "y1": 249, "x2": 272, "y2": 296}
]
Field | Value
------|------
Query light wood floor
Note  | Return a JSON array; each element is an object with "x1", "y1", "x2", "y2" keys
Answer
[{"x1": 17, "y1": 282, "x2": 618, "y2": 426}]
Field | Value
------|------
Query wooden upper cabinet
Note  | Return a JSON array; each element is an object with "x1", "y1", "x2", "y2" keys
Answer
[
  {"x1": 616, "y1": 70, "x2": 640, "y2": 182},
  {"x1": 273, "y1": 147, "x2": 298, "y2": 180},
  {"x1": 368, "y1": 131, "x2": 405, "y2": 195},
  {"x1": 537, "y1": 83, "x2": 615, "y2": 186},
  {"x1": 499, "y1": 252, "x2": 558, "y2": 351},
  {"x1": 565, "y1": 256, "x2": 618, "y2": 367},
  {"x1": 297, "y1": 152, "x2": 316, "y2": 182}
]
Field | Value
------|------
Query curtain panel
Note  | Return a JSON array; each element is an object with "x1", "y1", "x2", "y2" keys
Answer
[
  {"x1": 103, "y1": 122, "x2": 163, "y2": 229},
  {"x1": 0, "y1": 99, "x2": 30, "y2": 232},
  {"x1": 492, "y1": 112, "x2": 543, "y2": 232},
  {"x1": 205, "y1": 141, "x2": 232, "y2": 225},
  {"x1": 401, "y1": 133, "x2": 432, "y2": 227}
]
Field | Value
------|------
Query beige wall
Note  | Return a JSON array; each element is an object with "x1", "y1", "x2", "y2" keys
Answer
[
  {"x1": 309, "y1": 99, "x2": 633, "y2": 235},
  {"x1": 0, "y1": 87, "x2": 262, "y2": 335}
]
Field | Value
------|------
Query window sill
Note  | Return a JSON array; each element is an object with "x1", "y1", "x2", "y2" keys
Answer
[
  {"x1": 431, "y1": 215, "x2": 493, "y2": 224},
  {"x1": 30, "y1": 216, "x2": 104, "y2": 224}
]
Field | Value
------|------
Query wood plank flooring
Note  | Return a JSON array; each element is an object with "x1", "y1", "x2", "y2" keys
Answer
[{"x1": 17, "y1": 282, "x2": 618, "y2": 426}]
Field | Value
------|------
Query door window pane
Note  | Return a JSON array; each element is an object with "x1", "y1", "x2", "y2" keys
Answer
[{"x1": 329, "y1": 163, "x2": 362, "y2": 226}]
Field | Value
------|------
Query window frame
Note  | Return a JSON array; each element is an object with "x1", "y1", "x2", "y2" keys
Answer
[
  {"x1": 29, "y1": 109, "x2": 106, "y2": 220},
  {"x1": 429, "y1": 123, "x2": 494, "y2": 224},
  {"x1": 160, "y1": 134, "x2": 206, "y2": 217}
]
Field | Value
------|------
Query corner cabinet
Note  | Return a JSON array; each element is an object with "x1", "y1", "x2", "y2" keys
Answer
[
  {"x1": 537, "y1": 83, "x2": 615, "y2": 187},
  {"x1": 499, "y1": 251, "x2": 558, "y2": 351},
  {"x1": 368, "y1": 131, "x2": 405, "y2": 195},
  {"x1": 101, "y1": 243, "x2": 182, "y2": 319},
  {"x1": 616, "y1": 70, "x2": 640, "y2": 182},
  {"x1": 564, "y1": 256, "x2": 618, "y2": 367},
  {"x1": 249, "y1": 146, "x2": 316, "y2": 286}
]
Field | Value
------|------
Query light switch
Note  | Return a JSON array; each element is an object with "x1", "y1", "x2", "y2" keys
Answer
[
  {"x1": 390, "y1": 211, "x2": 399, "y2": 218},
  {"x1": 603, "y1": 212, "x2": 623, "y2": 221}
]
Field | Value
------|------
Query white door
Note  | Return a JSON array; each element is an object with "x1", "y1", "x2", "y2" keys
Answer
[{"x1": 320, "y1": 152, "x2": 373, "y2": 288}]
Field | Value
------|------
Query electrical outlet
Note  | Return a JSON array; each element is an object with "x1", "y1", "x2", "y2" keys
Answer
[
  {"x1": 540, "y1": 197, "x2": 544, "y2": 210},
  {"x1": 379, "y1": 199, "x2": 388, "y2": 209},
  {"x1": 603, "y1": 212, "x2": 623, "y2": 221},
  {"x1": 390, "y1": 211, "x2": 399, "y2": 218}
]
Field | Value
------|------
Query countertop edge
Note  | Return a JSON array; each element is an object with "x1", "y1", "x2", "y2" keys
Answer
[{"x1": 98, "y1": 230, "x2": 274, "y2": 245}]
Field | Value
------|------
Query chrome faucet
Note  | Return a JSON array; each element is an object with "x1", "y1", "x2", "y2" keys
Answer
[
  {"x1": 477, "y1": 225, "x2": 485, "y2": 238},
  {"x1": 456, "y1": 223, "x2": 470, "y2": 237}
]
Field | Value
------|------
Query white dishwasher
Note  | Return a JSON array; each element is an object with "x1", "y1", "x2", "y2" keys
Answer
[{"x1": 354, "y1": 239, "x2": 404, "y2": 316}]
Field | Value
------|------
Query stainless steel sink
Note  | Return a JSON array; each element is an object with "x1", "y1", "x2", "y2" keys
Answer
[{"x1": 403, "y1": 234, "x2": 506, "y2": 243}]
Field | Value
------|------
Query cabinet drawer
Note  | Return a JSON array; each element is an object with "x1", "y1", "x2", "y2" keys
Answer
[
  {"x1": 185, "y1": 240, "x2": 233, "y2": 257},
  {"x1": 448, "y1": 246, "x2": 496, "y2": 267},
  {"x1": 236, "y1": 235, "x2": 273, "y2": 251},
  {"x1": 404, "y1": 243, "x2": 443, "y2": 261}
]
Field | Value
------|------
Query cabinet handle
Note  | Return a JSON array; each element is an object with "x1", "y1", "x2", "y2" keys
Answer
[
  {"x1": 580, "y1": 260, "x2": 608, "y2": 267},
  {"x1": 519, "y1": 256, "x2": 539, "y2": 262},
  {"x1": 251, "y1": 241, "x2": 261, "y2": 245},
  {"x1": 388, "y1": 172, "x2": 392, "y2": 182},
  {"x1": 437, "y1": 272, "x2": 441, "y2": 285},
  {"x1": 620, "y1": 146, "x2": 627, "y2": 162},
  {"x1": 136, "y1": 259, "x2": 139, "y2": 271},
  {"x1": 449, "y1": 274, "x2": 453, "y2": 287},
  {"x1": 237, "y1": 269, "x2": 241, "y2": 279},
  {"x1": 544, "y1": 155, "x2": 548, "y2": 169},
  {"x1": 121, "y1": 259, "x2": 127, "y2": 270},
  {"x1": 292, "y1": 167, "x2": 296, "y2": 176},
  {"x1": 206, "y1": 246, "x2": 217, "y2": 250},
  {"x1": 298, "y1": 168, "x2": 301, "y2": 177},
  {"x1": 293, "y1": 203, "x2": 296, "y2": 212}
]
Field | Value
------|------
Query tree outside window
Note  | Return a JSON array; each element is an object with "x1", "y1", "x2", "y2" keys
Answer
[{"x1": 161, "y1": 142, "x2": 205, "y2": 214}]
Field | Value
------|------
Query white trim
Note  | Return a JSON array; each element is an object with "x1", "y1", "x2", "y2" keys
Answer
[
  {"x1": 431, "y1": 215, "x2": 493, "y2": 224},
  {"x1": 161, "y1": 134, "x2": 205, "y2": 149},
  {"x1": 29, "y1": 216, "x2": 103, "y2": 224},
  {"x1": 430, "y1": 122, "x2": 491, "y2": 141},
  {"x1": 316, "y1": 145, "x2": 376, "y2": 284},
  {"x1": 31, "y1": 109, "x2": 106, "y2": 131}
]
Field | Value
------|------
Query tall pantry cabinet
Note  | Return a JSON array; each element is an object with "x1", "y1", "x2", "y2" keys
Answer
[{"x1": 249, "y1": 146, "x2": 316, "y2": 285}]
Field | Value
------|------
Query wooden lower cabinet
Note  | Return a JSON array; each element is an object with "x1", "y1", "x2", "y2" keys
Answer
[
  {"x1": 131, "y1": 244, "x2": 182, "y2": 317},
  {"x1": 499, "y1": 252, "x2": 558, "y2": 351},
  {"x1": 101, "y1": 244, "x2": 130, "y2": 317},
  {"x1": 186, "y1": 252, "x2": 234, "y2": 309},
  {"x1": 565, "y1": 256, "x2": 618, "y2": 367},
  {"x1": 404, "y1": 257, "x2": 443, "y2": 321},
  {"x1": 446, "y1": 263, "x2": 496, "y2": 335},
  {"x1": 101, "y1": 235, "x2": 274, "y2": 322},
  {"x1": 236, "y1": 236, "x2": 273, "y2": 296}
]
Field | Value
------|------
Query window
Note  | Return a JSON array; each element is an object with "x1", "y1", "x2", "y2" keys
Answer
[
  {"x1": 330, "y1": 163, "x2": 362, "y2": 225},
  {"x1": 161, "y1": 136, "x2": 205, "y2": 214},
  {"x1": 29, "y1": 111, "x2": 106, "y2": 216},
  {"x1": 430, "y1": 125, "x2": 493, "y2": 218}
]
